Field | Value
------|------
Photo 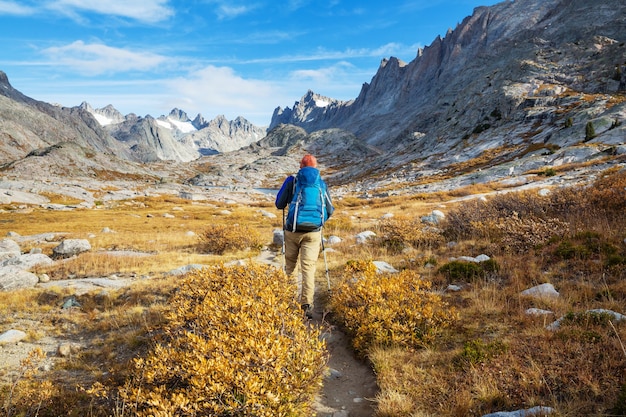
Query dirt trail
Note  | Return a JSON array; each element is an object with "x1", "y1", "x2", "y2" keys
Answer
[
  {"x1": 311, "y1": 306, "x2": 378, "y2": 417},
  {"x1": 257, "y1": 249, "x2": 379, "y2": 416}
]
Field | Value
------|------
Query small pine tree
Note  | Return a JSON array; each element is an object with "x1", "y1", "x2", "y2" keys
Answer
[
  {"x1": 585, "y1": 121, "x2": 596, "y2": 141},
  {"x1": 614, "y1": 64, "x2": 623, "y2": 82},
  {"x1": 564, "y1": 117, "x2": 573, "y2": 128}
]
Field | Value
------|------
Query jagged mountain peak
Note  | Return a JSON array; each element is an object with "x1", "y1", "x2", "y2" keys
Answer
[
  {"x1": 167, "y1": 108, "x2": 190, "y2": 122},
  {"x1": 0, "y1": 70, "x2": 9, "y2": 86}
]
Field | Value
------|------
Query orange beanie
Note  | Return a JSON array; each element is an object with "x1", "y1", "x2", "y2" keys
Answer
[{"x1": 300, "y1": 154, "x2": 318, "y2": 168}]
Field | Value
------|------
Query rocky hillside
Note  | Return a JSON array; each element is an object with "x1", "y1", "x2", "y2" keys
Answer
[
  {"x1": 88, "y1": 104, "x2": 266, "y2": 161},
  {"x1": 0, "y1": 0, "x2": 625, "y2": 201},
  {"x1": 270, "y1": 0, "x2": 626, "y2": 186},
  {"x1": 0, "y1": 72, "x2": 266, "y2": 171}
]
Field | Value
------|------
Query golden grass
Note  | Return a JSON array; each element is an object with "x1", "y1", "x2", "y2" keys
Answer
[{"x1": 3, "y1": 168, "x2": 626, "y2": 416}]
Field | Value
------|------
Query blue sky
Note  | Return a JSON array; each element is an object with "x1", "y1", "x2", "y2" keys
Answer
[{"x1": 0, "y1": 0, "x2": 501, "y2": 126}]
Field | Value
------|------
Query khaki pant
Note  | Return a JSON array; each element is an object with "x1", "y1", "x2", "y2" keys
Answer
[{"x1": 284, "y1": 230, "x2": 322, "y2": 306}]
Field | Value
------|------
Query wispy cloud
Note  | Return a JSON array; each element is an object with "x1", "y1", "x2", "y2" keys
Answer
[
  {"x1": 289, "y1": 61, "x2": 354, "y2": 84},
  {"x1": 239, "y1": 42, "x2": 420, "y2": 65},
  {"x1": 47, "y1": 0, "x2": 174, "y2": 23},
  {"x1": 216, "y1": 4, "x2": 253, "y2": 19},
  {"x1": 0, "y1": 0, "x2": 35, "y2": 15},
  {"x1": 41, "y1": 41, "x2": 168, "y2": 75}
]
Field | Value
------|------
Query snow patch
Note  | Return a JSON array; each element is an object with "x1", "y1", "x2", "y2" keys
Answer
[
  {"x1": 91, "y1": 113, "x2": 114, "y2": 126},
  {"x1": 156, "y1": 119, "x2": 172, "y2": 129},
  {"x1": 168, "y1": 118, "x2": 197, "y2": 133}
]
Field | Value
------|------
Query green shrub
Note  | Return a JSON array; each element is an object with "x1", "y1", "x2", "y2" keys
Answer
[
  {"x1": 330, "y1": 262, "x2": 457, "y2": 355},
  {"x1": 562, "y1": 310, "x2": 616, "y2": 327},
  {"x1": 456, "y1": 339, "x2": 508, "y2": 367},
  {"x1": 585, "y1": 121, "x2": 596, "y2": 141},
  {"x1": 121, "y1": 264, "x2": 327, "y2": 416},
  {"x1": 437, "y1": 259, "x2": 499, "y2": 282}
]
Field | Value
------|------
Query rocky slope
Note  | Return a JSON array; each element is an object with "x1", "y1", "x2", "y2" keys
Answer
[
  {"x1": 0, "y1": 72, "x2": 266, "y2": 169},
  {"x1": 270, "y1": 0, "x2": 626, "y2": 187},
  {"x1": 0, "y1": 0, "x2": 625, "y2": 201}
]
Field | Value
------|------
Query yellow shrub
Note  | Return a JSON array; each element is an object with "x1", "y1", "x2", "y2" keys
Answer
[
  {"x1": 329, "y1": 261, "x2": 457, "y2": 355},
  {"x1": 122, "y1": 264, "x2": 327, "y2": 416},
  {"x1": 198, "y1": 223, "x2": 263, "y2": 254},
  {"x1": 377, "y1": 218, "x2": 445, "y2": 253}
]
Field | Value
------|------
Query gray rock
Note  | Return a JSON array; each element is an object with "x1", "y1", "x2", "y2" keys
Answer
[
  {"x1": 0, "y1": 329, "x2": 27, "y2": 344},
  {"x1": 546, "y1": 309, "x2": 626, "y2": 331},
  {"x1": 1, "y1": 253, "x2": 53, "y2": 269},
  {"x1": 482, "y1": 406, "x2": 555, "y2": 417},
  {"x1": 260, "y1": 210, "x2": 277, "y2": 219},
  {"x1": 326, "y1": 235, "x2": 342, "y2": 245},
  {"x1": 355, "y1": 231, "x2": 376, "y2": 244},
  {"x1": 0, "y1": 267, "x2": 39, "y2": 290},
  {"x1": 525, "y1": 308, "x2": 553, "y2": 316},
  {"x1": 0, "y1": 238, "x2": 21, "y2": 261},
  {"x1": 373, "y1": 261, "x2": 398, "y2": 274},
  {"x1": 52, "y1": 239, "x2": 91, "y2": 258},
  {"x1": 521, "y1": 283, "x2": 559, "y2": 299},
  {"x1": 166, "y1": 264, "x2": 205, "y2": 276},
  {"x1": 57, "y1": 343, "x2": 81, "y2": 357}
]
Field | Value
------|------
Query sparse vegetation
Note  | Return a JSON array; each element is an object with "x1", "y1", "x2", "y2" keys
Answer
[
  {"x1": 2, "y1": 169, "x2": 626, "y2": 416},
  {"x1": 585, "y1": 120, "x2": 596, "y2": 140},
  {"x1": 564, "y1": 116, "x2": 573, "y2": 128}
]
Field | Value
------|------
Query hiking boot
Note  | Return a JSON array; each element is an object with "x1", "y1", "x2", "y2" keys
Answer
[{"x1": 301, "y1": 304, "x2": 313, "y2": 319}]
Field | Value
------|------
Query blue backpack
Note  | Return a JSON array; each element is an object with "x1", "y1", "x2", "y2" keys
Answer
[{"x1": 286, "y1": 167, "x2": 330, "y2": 232}]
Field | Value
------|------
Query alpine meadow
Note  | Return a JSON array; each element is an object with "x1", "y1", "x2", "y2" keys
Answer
[{"x1": 1, "y1": 0, "x2": 626, "y2": 416}]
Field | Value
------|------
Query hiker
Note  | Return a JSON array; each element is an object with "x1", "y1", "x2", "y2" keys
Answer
[{"x1": 275, "y1": 154, "x2": 334, "y2": 319}]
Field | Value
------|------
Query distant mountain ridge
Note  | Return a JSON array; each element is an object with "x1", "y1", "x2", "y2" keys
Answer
[
  {"x1": 82, "y1": 102, "x2": 267, "y2": 161},
  {"x1": 0, "y1": 70, "x2": 266, "y2": 167}
]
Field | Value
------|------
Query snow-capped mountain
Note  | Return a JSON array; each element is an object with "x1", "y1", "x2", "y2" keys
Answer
[{"x1": 83, "y1": 104, "x2": 267, "y2": 162}]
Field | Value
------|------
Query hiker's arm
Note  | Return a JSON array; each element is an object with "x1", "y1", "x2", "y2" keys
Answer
[
  {"x1": 275, "y1": 176, "x2": 294, "y2": 209},
  {"x1": 324, "y1": 185, "x2": 334, "y2": 218}
]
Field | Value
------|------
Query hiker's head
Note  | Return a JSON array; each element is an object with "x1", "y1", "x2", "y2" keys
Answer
[{"x1": 300, "y1": 154, "x2": 317, "y2": 168}]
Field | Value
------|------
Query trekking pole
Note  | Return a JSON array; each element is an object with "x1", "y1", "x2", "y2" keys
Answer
[
  {"x1": 281, "y1": 208, "x2": 286, "y2": 273},
  {"x1": 320, "y1": 228, "x2": 331, "y2": 291}
]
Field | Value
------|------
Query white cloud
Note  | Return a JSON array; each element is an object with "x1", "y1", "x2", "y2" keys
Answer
[
  {"x1": 166, "y1": 66, "x2": 276, "y2": 114},
  {"x1": 216, "y1": 4, "x2": 252, "y2": 19},
  {"x1": 48, "y1": 0, "x2": 174, "y2": 23},
  {"x1": 41, "y1": 41, "x2": 168, "y2": 75},
  {"x1": 0, "y1": 1, "x2": 35, "y2": 15}
]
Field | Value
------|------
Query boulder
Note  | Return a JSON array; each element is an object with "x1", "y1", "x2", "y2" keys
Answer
[
  {"x1": 52, "y1": 239, "x2": 91, "y2": 258},
  {"x1": 0, "y1": 266, "x2": 39, "y2": 291},
  {"x1": 520, "y1": 283, "x2": 559, "y2": 299},
  {"x1": 355, "y1": 231, "x2": 376, "y2": 244},
  {"x1": 0, "y1": 239, "x2": 21, "y2": 261},
  {"x1": 373, "y1": 261, "x2": 398, "y2": 274},
  {"x1": 1, "y1": 253, "x2": 53, "y2": 269},
  {"x1": 0, "y1": 329, "x2": 27, "y2": 344}
]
